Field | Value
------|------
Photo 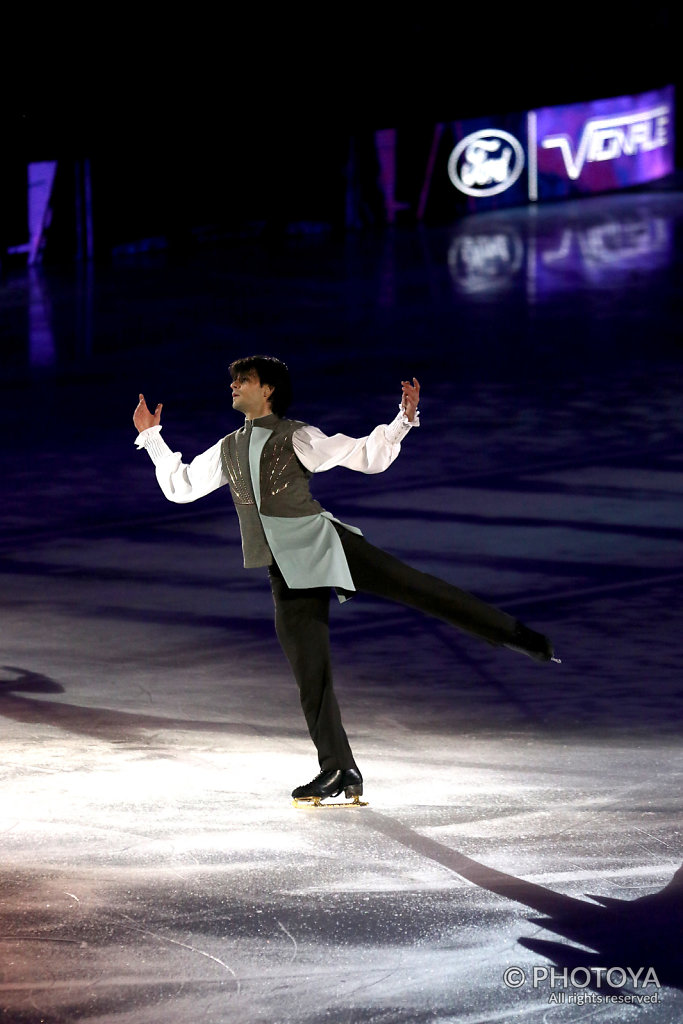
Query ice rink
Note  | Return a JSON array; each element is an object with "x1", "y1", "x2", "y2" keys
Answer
[{"x1": 1, "y1": 187, "x2": 682, "y2": 1022}]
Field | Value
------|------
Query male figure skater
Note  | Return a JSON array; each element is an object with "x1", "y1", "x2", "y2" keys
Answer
[{"x1": 134, "y1": 356, "x2": 556, "y2": 805}]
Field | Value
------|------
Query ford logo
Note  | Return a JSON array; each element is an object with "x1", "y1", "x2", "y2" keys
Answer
[{"x1": 448, "y1": 129, "x2": 525, "y2": 198}]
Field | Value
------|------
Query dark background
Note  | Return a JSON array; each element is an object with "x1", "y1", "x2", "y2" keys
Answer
[{"x1": 2, "y1": 7, "x2": 680, "y2": 256}]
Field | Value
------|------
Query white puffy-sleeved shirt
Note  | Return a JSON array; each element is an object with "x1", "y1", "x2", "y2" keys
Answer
[{"x1": 135, "y1": 407, "x2": 418, "y2": 595}]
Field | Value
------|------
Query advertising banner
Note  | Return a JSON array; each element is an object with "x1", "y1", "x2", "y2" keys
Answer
[
  {"x1": 443, "y1": 112, "x2": 529, "y2": 212},
  {"x1": 531, "y1": 85, "x2": 675, "y2": 201},
  {"x1": 442, "y1": 86, "x2": 675, "y2": 211},
  {"x1": 373, "y1": 85, "x2": 676, "y2": 220}
]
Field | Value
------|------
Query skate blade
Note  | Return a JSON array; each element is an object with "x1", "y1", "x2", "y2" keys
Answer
[{"x1": 293, "y1": 795, "x2": 368, "y2": 809}]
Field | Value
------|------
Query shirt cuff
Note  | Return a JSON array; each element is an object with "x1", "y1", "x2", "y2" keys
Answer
[
  {"x1": 384, "y1": 405, "x2": 420, "y2": 445},
  {"x1": 134, "y1": 425, "x2": 175, "y2": 465},
  {"x1": 401, "y1": 406, "x2": 420, "y2": 427},
  {"x1": 387, "y1": 403, "x2": 419, "y2": 444}
]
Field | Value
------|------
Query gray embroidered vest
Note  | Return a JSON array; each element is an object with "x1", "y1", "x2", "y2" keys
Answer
[{"x1": 220, "y1": 415, "x2": 322, "y2": 568}]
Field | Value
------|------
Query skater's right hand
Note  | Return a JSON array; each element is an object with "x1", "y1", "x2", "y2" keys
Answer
[{"x1": 133, "y1": 393, "x2": 163, "y2": 432}]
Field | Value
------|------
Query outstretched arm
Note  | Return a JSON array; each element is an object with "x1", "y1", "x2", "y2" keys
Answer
[
  {"x1": 133, "y1": 393, "x2": 226, "y2": 503},
  {"x1": 293, "y1": 377, "x2": 421, "y2": 474}
]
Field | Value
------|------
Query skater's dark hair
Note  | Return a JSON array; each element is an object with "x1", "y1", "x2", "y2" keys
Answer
[{"x1": 229, "y1": 355, "x2": 292, "y2": 417}]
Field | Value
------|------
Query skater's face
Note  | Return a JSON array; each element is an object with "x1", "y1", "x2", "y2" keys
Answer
[{"x1": 230, "y1": 370, "x2": 273, "y2": 420}]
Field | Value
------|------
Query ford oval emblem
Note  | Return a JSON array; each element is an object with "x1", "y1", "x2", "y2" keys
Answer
[{"x1": 448, "y1": 129, "x2": 525, "y2": 198}]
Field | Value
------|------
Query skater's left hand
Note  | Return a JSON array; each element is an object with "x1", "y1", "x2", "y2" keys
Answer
[
  {"x1": 133, "y1": 393, "x2": 163, "y2": 432},
  {"x1": 401, "y1": 378, "x2": 420, "y2": 422}
]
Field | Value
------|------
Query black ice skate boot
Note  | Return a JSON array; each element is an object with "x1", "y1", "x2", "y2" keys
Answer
[
  {"x1": 292, "y1": 768, "x2": 365, "y2": 807},
  {"x1": 504, "y1": 623, "x2": 560, "y2": 663}
]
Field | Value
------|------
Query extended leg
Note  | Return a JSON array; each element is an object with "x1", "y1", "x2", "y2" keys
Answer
[{"x1": 339, "y1": 528, "x2": 554, "y2": 660}]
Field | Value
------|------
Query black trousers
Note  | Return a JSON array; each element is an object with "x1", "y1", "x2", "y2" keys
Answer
[{"x1": 268, "y1": 528, "x2": 521, "y2": 772}]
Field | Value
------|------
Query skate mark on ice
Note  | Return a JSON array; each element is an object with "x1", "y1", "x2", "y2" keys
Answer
[
  {"x1": 112, "y1": 911, "x2": 241, "y2": 993},
  {"x1": 276, "y1": 919, "x2": 298, "y2": 963}
]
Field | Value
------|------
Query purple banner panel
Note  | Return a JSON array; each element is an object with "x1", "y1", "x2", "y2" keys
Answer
[{"x1": 531, "y1": 86, "x2": 675, "y2": 200}]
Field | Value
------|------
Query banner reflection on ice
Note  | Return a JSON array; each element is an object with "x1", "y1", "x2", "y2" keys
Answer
[{"x1": 447, "y1": 202, "x2": 673, "y2": 299}]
